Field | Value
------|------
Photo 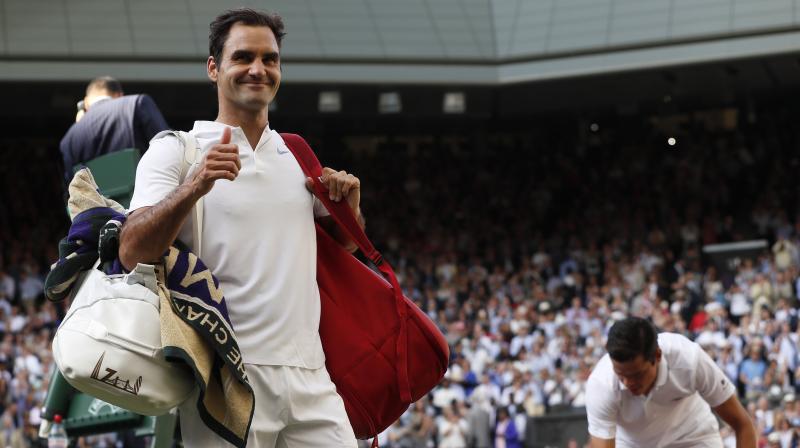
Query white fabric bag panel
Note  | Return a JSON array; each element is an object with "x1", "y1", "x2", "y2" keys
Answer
[{"x1": 53, "y1": 263, "x2": 194, "y2": 416}]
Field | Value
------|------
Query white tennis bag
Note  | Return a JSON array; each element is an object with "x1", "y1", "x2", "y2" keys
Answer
[
  {"x1": 52, "y1": 131, "x2": 202, "y2": 416},
  {"x1": 52, "y1": 262, "x2": 194, "y2": 415}
]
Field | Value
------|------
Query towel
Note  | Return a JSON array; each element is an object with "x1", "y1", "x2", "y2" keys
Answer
[{"x1": 45, "y1": 168, "x2": 254, "y2": 447}]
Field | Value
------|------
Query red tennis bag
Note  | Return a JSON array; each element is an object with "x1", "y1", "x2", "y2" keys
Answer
[{"x1": 282, "y1": 134, "x2": 450, "y2": 439}]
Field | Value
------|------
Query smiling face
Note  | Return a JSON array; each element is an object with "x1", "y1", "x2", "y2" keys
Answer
[
  {"x1": 611, "y1": 349, "x2": 661, "y2": 396},
  {"x1": 207, "y1": 23, "x2": 281, "y2": 117}
]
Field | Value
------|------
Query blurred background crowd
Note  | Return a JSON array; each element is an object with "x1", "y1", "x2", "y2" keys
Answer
[{"x1": 1, "y1": 102, "x2": 800, "y2": 447}]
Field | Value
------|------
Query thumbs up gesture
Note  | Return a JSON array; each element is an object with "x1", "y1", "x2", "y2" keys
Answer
[{"x1": 190, "y1": 127, "x2": 241, "y2": 197}]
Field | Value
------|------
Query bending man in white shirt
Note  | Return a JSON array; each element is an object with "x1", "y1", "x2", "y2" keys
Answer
[{"x1": 586, "y1": 317, "x2": 755, "y2": 448}]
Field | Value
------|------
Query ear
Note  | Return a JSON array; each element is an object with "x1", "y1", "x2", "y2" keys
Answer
[
  {"x1": 654, "y1": 347, "x2": 662, "y2": 364},
  {"x1": 207, "y1": 56, "x2": 218, "y2": 83}
]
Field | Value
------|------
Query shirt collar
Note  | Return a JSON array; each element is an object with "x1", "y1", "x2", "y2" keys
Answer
[
  {"x1": 86, "y1": 95, "x2": 112, "y2": 108},
  {"x1": 192, "y1": 120, "x2": 271, "y2": 133},
  {"x1": 191, "y1": 121, "x2": 272, "y2": 146}
]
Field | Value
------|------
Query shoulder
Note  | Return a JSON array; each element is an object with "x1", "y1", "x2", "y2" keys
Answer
[
  {"x1": 60, "y1": 122, "x2": 80, "y2": 144},
  {"x1": 658, "y1": 333, "x2": 699, "y2": 355},
  {"x1": 138, "y1": 130, "x2": 189, "y2": 166},
  {"x1": 587, "y1": 354, "x2": 616, "y2": 390},
  {"x1": 659, "y1": 332, "x2": 704, "y2": 371},
  {"x1": 148, "y1": 130, "x2": 185, "y2": 149},
  {"x1": 586, "y1": 356, "x2": 620, "y2": 417},
  {"x1": 132, "y1": 94, "x2": 158, "y2": 107}
]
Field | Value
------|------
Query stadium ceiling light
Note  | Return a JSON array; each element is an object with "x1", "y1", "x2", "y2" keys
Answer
[
  {"x1": 318, "y1": 91, "x2": 341, "y2": 113},
  {"x1": 378, "y1": 92, "x2": 402, "y2": 114},
  {"x1": 443, "y1": 92, "x2": 466, "y2": 114}
]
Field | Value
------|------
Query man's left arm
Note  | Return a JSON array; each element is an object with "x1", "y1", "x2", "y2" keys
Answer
[
  {"x1": 713, "y1": 395, "x2": 755, "y2": 448},
  {"x1": 310, "y1": 167, "x2": 365, "y2": 253},
  {"x1": 693, "y1": 343, "x2": 756, "y2": 448}
]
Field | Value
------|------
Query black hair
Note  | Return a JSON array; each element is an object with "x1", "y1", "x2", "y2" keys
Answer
[
  {"x1": 209, "y1": 8, "x2": 286, "y2": 63},
  {"x1": 86, "y1": 76, "x2": 122, "y2": 96},
  {"x1": 606, "y1": 317, "x2": 658, "y2": 363}
]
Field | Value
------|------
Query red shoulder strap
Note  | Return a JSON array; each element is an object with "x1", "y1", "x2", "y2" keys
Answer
[
  {"x1": 280, "y1": 133, "x2": 412, "y2": 404},
  {"x1": 279, "y1": 133, "x2": 383, "y2": 266}
]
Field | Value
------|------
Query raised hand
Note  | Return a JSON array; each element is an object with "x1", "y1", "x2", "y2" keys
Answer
[{"x1": 191, "y1": 127, "x2": 241, "y2": 196}]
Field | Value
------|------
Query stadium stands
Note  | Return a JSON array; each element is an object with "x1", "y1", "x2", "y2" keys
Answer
[{"x1": 2, "y1": 99, "x2": 800, "y2": 447}]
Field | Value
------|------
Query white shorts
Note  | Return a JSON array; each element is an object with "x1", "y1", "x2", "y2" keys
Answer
[{"x1": 179, "y1": 364, "x2": 358, "y2": 447}]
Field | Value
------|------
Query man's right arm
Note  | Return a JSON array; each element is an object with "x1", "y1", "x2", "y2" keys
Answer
[
  {"x1": 119, "y1": 127, "x2": 239, "y2": 270},
  {"x1": 585, "y1": 365, "x2": 619, "y2": 448},
  {"x1": 119, "y1": 184, "x2": 202, "y2": 270}
]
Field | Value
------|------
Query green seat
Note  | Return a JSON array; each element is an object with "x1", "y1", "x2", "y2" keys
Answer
[
  {"x1": 73, "y1": 148, "x2": 140, "y2": 208},
  {"x1": 41, "y1": 370, "x2": 177, "y2": 447}
]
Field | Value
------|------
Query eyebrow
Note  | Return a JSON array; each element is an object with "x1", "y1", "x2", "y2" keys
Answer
[
  {"x1": 615, "y1": 366, "x2": 648, "y2": 377},
  {"x1": 230, "y1": 49, "x2": 279, "y2": 61}
]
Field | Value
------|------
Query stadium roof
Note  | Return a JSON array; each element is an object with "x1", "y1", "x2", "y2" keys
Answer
[{"x1": 0, "y1": 0, "x2": 799, "y2": 84}]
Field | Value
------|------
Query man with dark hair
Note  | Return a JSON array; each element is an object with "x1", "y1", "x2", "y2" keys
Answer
[
  {"x1": 586, "y1": 317, "x2": 756, "y2": 447},
  {"x1": 59, "y1": 76, "x2": 169, "y2": 184},
  {"x1": 120, "y1": 8, "x2": 361, "y2": 447}
]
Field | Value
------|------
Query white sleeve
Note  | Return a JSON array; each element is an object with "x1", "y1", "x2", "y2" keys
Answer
[
  {"x1": 585, "y1": 373, "x2": 618, "y2": 439},
  {"x1": 129, "y1": 136, "x2": 184, "y2": 212},
  {"x1": 694, "y1": 342, "x2": 737, "y2": 407}
]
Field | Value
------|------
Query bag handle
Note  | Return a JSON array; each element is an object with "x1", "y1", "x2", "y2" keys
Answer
[
  {"x1": 280, "y1": 133, "x2": 412, "y2": 404},
  {"x1": 176, "y1": 131, "x2": 204, "y2": 257},
  {"x1": 150, "y1": 129, "x2": 203, "y2": 256}
]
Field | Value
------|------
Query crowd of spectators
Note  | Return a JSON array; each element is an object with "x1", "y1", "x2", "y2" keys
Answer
[
  {"x1": 1, "y1": 103, "x2": 799, "y2": 447},
  {"x1": 331, "y1": 107, "x2": 800, "y2": 447}
]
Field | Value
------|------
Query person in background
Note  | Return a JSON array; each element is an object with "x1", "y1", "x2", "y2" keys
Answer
[
  {"x1": 494, "y1": 407, "x2": 521, "y2": 448},
  {"x1": 59, "y1": 76, "x2": 169, "y2": 184},
  {"x1": 586, "y1": 317, "x2": 755, "y2": 447}
]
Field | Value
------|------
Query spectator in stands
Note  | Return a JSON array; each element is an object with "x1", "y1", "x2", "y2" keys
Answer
[
  {"x1": 16, "y1": 264, "x2": 42, "y2": 313},
  {"x1": 405, "y1": 399, "x2": 436, "y2": 448},
  {"x1": 494, "y1": 407, "x2": 521, "y2": 448},
  {"x1": 465, "y1": 391, "x2": 492, "y2": 448},
  {"x1": 59, "y1": 76, "x2": 169, "y2": 184},
  {"x1": 0, "y1": 267, "x2": 15, "y2": 303},
  {"x1": 741, "y1": 342, "x2": 769, "y2": 399},
  {"x1": 437, "y1": 406, "x2": 468, "y2": 447}
]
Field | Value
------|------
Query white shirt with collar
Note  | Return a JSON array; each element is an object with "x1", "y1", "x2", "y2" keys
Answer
[
  {"x1": 130, "y1": 120, "x2": 329, "y2": 368},
  {"x1": 586, "y1": 332, "x2": 736, "y2": 448}
]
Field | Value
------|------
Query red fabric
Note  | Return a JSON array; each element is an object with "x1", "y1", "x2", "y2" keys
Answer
[
  {"x1": 689, "y1": 310, "x2": 708, "y2": 333},
  {"x1": 281, "y1": 134, "x2": 450, "y2": 439}
]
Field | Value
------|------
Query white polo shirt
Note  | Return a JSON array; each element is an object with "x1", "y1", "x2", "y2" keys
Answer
[
  {"x1": 130, "y1": 121, "x2": 328, "y2": 368},
  {"x1": 586, "y1": 333, "x2": 736, "y2": 448}
]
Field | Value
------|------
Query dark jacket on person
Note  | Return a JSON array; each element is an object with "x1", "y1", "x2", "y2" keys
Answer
[{"x1": 59, "y1": 94, "x2": 168, "y2": 183}]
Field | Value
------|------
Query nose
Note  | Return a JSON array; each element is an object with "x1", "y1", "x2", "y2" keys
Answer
[{"x1": 247, "y1": 59, "x2": 266, "y2": 77}]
